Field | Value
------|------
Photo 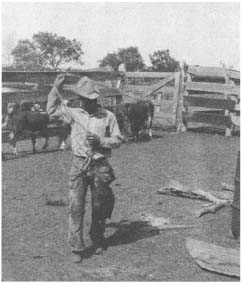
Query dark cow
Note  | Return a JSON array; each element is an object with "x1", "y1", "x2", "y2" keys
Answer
[
  {"x1": 21, "y1": 100, "x2": 71, "y2": 150},
  {"x1": 105, "y1": 100, "x2": 154, "y2": 141},
  {"x1": 20, "y1": 100, "x2": 35, "y2": 112},
  {"x1": 7, "y1": 102, "x2": 49, "y2": 155},
  {"x1": 126, "y1": 100, "x2": 154, "y2": 140},
  {"x1": 6, "y1": 101, "x2": 71, "y2": 155},
  {"x1": 105, "y1": 104, "x2": 131, "y2": 138},
  {"x1": 51, "y1": 118, "x2": 71, "y2": 150}
]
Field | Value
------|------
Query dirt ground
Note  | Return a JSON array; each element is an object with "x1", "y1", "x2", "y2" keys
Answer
[{"x1": 2, "y1": 130, "x2": 240, "y2": 281}]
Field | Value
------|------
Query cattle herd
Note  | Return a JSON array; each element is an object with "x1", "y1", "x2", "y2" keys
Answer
[{"x1": 2, "y1": 99, "x2": 154, "y2": 156}]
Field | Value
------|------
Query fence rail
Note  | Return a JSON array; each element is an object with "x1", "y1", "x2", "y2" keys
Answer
[
  {"x1": 186, "y1": 81, "x2": 240, "y2": 95},
  {"x1": 188, "y1": 65, "x2": 240, "y2": 82},
  {"x1": 183, "y1": 112, "x2": 232, "y2": 126},
  {"x1": 2, "y1": 70, "x2": 120, "y2": 84},
  {"x1": 184, "y1": 96, "x2": 236, "y2": 110},
  {"x1": 180, "y1": 65, "x2": 240, "y2": 136}
]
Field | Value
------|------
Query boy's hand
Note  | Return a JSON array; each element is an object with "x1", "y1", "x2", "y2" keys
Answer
[
  {"x1": 54, "y1": 74, "x2": 66, "y2": 89},
  {"x1": 87, "y1": 132, "x2": 100, "y2": 147}
]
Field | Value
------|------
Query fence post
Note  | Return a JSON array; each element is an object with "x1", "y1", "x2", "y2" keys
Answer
[
  {"x1": 222, "y1": 64, "x2": 233, "y2": 137},
  {"x1": 173, "y1": 72, "x2": 181, "y2": 128},
  {"x1": 176, "y1": 65, "x2": 188, "y2": 133}
]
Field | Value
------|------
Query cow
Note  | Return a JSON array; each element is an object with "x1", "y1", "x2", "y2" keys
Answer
[
  {"x1": 126, "y1": 100, "x2": 154, "y2": 140},
  {"x1": 20, "y1": 100, "x2": 35, "y2": 112},
  {"x1": 105, "y1": 104, "x2": 132, "y2": 138},
  {"x1": 105, "y1": 100, "x2": 154, "y2": 141},
  {"x1": 6, "y1": 102, "x2": 49, "y2": 155},
  {"x1": 21, "y1": 100, "x2": 71, "y2": 150},
  {"x1": 51, "y1": 117, "x2": 71, "y2": 150},
  {"x1": 5, "y1": 101, "x2": 71, "y2": 155}
]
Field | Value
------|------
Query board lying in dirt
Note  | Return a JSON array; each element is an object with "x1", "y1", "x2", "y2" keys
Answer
[{"x1": 186, "y1": 238, "x2": 240, "y2": 278}]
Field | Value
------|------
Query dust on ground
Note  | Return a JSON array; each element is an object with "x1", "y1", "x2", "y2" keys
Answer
[{"x1": 2, "y1": 130, "x2": 240, "y2": 281}]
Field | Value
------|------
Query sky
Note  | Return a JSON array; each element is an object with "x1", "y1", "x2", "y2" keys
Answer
[{"x1": 2, "y1": 2, "x2": 240, "y2": 69}]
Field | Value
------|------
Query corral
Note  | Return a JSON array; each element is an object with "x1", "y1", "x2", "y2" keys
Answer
[
  {"x1": 2, "y1": 68, "x2": 240, "y2": 281},
  {"x1": 2, "y1": 65, "x2": 240, "y2": 139}
]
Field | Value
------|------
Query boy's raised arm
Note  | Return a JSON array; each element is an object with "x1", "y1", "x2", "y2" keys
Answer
[{"x1": 47, "y1": 74, "x2": 74, "y2": 124}]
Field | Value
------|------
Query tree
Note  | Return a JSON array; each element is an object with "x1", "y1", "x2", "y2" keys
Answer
[
  {"x1": 11, "y1": 32, "x2": 84, "y2": 70},
  {"x1": 99, "y1": 47, "x2": 145, "y2": 72},
  {"x1": 11, "y1": 40, "x2": 42, "y2": 70},
  {"x1": 149, "y1": 49, "x2": 180, "y2": 72},
  {"x1": 99, "y1": 52, "x2": 120, "y2": 72},
  {"x1": 2, "y1": 33, "x2": 16, "y2": 66},
  {"x1": 32, "y1": 32, "x2": 84, "y2": 69}
]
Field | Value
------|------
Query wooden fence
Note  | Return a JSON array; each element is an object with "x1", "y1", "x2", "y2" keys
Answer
[
  {"x1": 180, "y1": 65, "x2": 240, "y2": 136},
  {"x1": 2, "y1": 71, "x2": 123, "y2": 144},
  {"x1": 2, "y1": 70, "x2": 120, "y2": 84},
  {"x1": 121, "y1": 71, "x2": 182, "y2": 128},
  {"x1": 2, "y1": 67, "x2": 240, "y2": 143},
  {"x1": 2, "y1": 83, "x2": 123, "y2": 115}
]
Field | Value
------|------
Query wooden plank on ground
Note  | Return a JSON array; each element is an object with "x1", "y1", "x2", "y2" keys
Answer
[
  {"x1": 186, "y1": 238, "x2": 240, "y2": 277},
  {"x1": 184, "y1": 96, "x2": 236, "y2": 110},
  {"x1": 183, "y1": 111, "x2": 232, "y2": 126},
  {"x1": 186, "y1": 81, "x2": 240, "y2": 95}
]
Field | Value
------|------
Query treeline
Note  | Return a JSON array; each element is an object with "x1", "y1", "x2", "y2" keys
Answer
[
  {"x1": 99, "y1": 47, "x2": 179, "y2": 72},
  {"x1": 3, "y1": 32, "x2": 180, "y2": 72}
]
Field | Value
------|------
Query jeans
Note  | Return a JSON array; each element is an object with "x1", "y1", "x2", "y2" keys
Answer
[{"x1": 68, "y1": 155, "x2": 115, "y2": 252}]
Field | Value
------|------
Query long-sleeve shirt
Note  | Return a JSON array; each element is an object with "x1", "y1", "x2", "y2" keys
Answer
[{"x1": 47, "y1": 86, "x2": 122, "y2": 159}]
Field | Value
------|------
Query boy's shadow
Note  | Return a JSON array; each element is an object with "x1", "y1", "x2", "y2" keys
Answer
[{"x1": 82, "y1": 219, "x2": 160, "y2": 260}]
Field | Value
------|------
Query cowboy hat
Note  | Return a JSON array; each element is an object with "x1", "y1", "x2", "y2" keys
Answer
[{"x1": 64, "y1": 76, "x2": 100, "y2": 100}]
